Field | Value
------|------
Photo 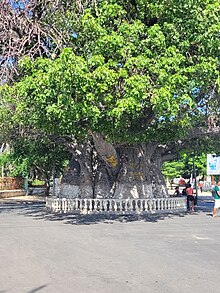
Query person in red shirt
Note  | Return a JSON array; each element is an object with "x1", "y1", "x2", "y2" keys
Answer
[
  {"x1": 199, "y1": 181, "x2": 203, "y2": 193},
  {"x1": 179, "y1": 177, "x2": 186, "y2": 186},
  {"x1": 186, "y1": 184, "x2": 195, "y2": 212}
]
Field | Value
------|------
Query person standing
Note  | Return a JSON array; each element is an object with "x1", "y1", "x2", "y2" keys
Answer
[
  {"x1": 186, "y1": 184, "x2": 195, "y2": 212},
  {"x1": 213, "y1": 182, "x2": 220, "y2": 217},
  {"x1": 173, "y1": 186, "x2": 181, "y2": 197},
  {"x1": 199, "y1": 181, "x2": 203, "y2": 193},
  {"x1": 179, "y1": 177, "x2": 186, "y2": 186}
]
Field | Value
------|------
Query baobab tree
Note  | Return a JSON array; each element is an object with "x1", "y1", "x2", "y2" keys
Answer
[{"x1": 0, "y1": 0, "x2": 219, "y2": 198}]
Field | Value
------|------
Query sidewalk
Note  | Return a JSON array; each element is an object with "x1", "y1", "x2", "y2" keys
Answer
[{"x1": 0, "y1": 195, "x2": 46, "y2": 204}]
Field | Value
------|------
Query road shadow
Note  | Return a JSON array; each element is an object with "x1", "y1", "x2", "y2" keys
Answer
[
  {"x1": 27, "y1": 284, "x2": 47, "y2": 293},
  {"x1": 13, "y1": 203, "x2": 187, "y2": 224},
  {"x1": 0, "y1": 198, "x2": 214, "y2": 225},
  {"x1": 196, "y1": 197, "x2": 214, "y2": 217},
  {"x1": 0, "y1": 201, "x2": 45, "y2": 214}
]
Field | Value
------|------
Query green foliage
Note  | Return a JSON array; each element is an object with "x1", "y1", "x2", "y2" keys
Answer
[
  {"x1": 0, "y1": 138, "x2": 70, "y2": 179},
  {"x1": 162, "y1": 152, "x2": 207, "y2": 179},
  {"x1": 0, "y1": 0, "x2": 219, "y2": 147},
  {"x1": 31, "y1": 179, "x2": 46, "y2": 186},
  {"x1": 0, "y1": 151, "x2": 28, "y2": 178},
  {"x1": 0, "y1": 153, "x2": 10, "y2": 166},
  {"x1": 162, "y1": 160, "x2": 185, "y2": 179}
]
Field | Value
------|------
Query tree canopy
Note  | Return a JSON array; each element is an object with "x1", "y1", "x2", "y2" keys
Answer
[{"x1": 0, "y1": 0, "x2": 219, "y2": 148}]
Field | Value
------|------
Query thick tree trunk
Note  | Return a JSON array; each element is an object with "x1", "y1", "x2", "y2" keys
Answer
[
  {"x1": 112, "y1": 145, "x2": 153, "y2": 199},
  {"x1": 59, "y1": 143, "x2": 93, "y2": 198},
  {"x1": 149, "y1": 151, "x2": 168, "y2": 198},
  {"x1": 94, "y1": 160, "x2": 114, "y2": 198},
  {"x1": 60, "y1": 135, "x2": 169, "y2": 199}
]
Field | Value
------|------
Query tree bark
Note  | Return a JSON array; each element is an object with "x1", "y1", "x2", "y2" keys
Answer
[
  {"x1": 112, "y1": 145, "x2": 153, "y2": 199},
  {"x1": 60, "y1": 134, "x2": 170, "y2": 199},
  {"x1": 60, "y1": 143, "x2": 93, "y2": 198}
]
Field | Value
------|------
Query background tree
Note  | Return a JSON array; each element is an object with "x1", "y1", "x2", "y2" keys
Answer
[
  {"x1": 162, "y1": 160, "x2": 185, "y2": 188},
  {"x1": 162, "y1": 153, "x2": 206, "y2": 184},
  {"x1": 8, "y1": 138, "x2": 70, "y2": 193}
]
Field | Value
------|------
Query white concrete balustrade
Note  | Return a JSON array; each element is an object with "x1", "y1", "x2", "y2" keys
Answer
[{"x1": 46, "y1": 197, "x2": 186, "y2": 214}]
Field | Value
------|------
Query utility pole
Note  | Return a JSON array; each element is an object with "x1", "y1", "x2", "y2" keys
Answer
[
  {"x1": 25, "y1": 174, "x2": 29, "y2": 196},
  {"x1": 25, "y1": 166, "x2": 29, "y2": 196},
  {"x1": 52, "y1": 163, "x2": 55, "y2": 196}
]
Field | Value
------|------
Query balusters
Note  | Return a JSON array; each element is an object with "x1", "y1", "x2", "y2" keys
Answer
[
  {"x1": 93, "y1": 199, "x2": 98, "y2": 212},
  {"x1": 46, "y1": 197, "x2": 187, "y2": 214},
  {"x1": 163, "y1": 199, "x2": 166, "y2": 210},
  {"x1": 129, "y1": 200, "x2": 132, "y2": 212},
  {"x1": 114, "y1": 200, "x2": 117, "y2": 212},
  {"x1": 152, "y1": 199, "x2": 156, "y2": 211},
  {"x1": 51, "y1": 199, "x2": 55, "y2": 211},
  {"x1": 161, "y1": 199, "x2": 164, "y2": 210},
  {"x1": 127, "y1": 200, "x2": 131, "y2": 212},
  {"x1": 79, "y1": 199, "x2": 82, "y2": 211},
  {"x1": 155, "y1": 199, "x2": 158, "y2": 211},
  {"x1": 58, "y1": 199, "x2": 61, "y2": 212},
  {"x1": 55, "y1": 199, "x2": 58, "y2": 212},
  {"x1": 89, "y1": 199, "x2": 93, "y2": 213},
  {"x1": 125, "y1": 200, "x2": 128, "y2": 212},
  {"x1": 75, "y1": 199, "x2": 79, "y2": 210},
  {"x1": 118, "y1": 200, "x2": 122, "y2": 212},
  {"x1": 53, "y1": 199, "x2": 56, "y2": 212},
  {"x1": 100, "y1": 200, "x2": 104, "y2": 212},
  {"x1": 147, "y1": 199, "x2": 151, "y2": 212},
  {"x1": 172, "y1": 199, "x2": 175, "y2": 209},
  {"x1": 104, "y1": 200, "x2": 107, "y2": 212},
  {"x1": 72, "y1": 199, "x2": 76, "y2": 211},
  {"x1": 156, "y1": 199, "x2": 159, "y2": 211},
  {"x1": 165, "y1": 199, "x2": 168, "y2": 209},
  {"x1": 158, "y1": 199, "x2": 160, "y2": 210},
  {"x1": 142, "y1": 200, "x2": 145, "y2": 211},
  {"x1": 132, "y1": 200, "x2": 135, "y2": 212},
  {"x1": 84, "y1": 199, "x2": 87, "y2": 212},
  {"x1": 79, "y1": 199, "x2": 82, "y2": 212},
  {"x1": 109, "y1": 200, "x2": 113, "y2": 212},
  {"x1": 137, "y1": 199, "x2": 140, "y2": 211},
  {"x1": 62, "y1": 198, "x2": 67, "y2": 213},
  {"x1": 66, "y1": 199, "x2": 69, "y2": 212},
  {"x1": 107, "y1": 200, "x2": 110, "y2": 212},
  {"x1": 169, "y1": 199, "x2": 172, "y2": 209},
  {"x1": 174, "y1": 199, "x2": 177, "y2": 209},
  {"x1": 161, "y1": 199, "x2": 164, "y2": 211}
]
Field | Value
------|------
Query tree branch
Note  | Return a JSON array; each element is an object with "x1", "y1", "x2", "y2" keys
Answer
[{"x1": 89, "y1": 131, "x2": 119, "y2": 169}]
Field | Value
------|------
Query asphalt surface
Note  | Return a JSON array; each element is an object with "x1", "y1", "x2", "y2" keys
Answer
[{"x1": 0, "y1": 197, "x2": 219, "y2": 293}]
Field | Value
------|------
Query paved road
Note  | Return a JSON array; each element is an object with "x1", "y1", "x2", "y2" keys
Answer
[{"x1": 0, "y1": 199, "x2": 219, "y2": 293}]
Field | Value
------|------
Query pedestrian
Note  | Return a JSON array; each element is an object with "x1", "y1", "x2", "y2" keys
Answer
[
  {"x1": 186, "y1": 183, "x2": 195, "y2": 212},
  {"x1": 199, "y1": 181, "x2": 203, "y2": 193},
  {"x1": 179, "y1": 177, "x2": 186, "y2": 186},
  {"x1": 213, "y1": 182, "x2": 220, "y2": 217},
  {"x1": 173, "y1": 186, "x2": 181, "y2": 197},
  {"x1": 182, "y1": 187, "x2": 187, "y2": 197}
]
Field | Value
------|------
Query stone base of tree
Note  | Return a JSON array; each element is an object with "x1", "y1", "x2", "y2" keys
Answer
[{"x1": 46, "y1": 197, "x2": 186, "y2": 214}]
